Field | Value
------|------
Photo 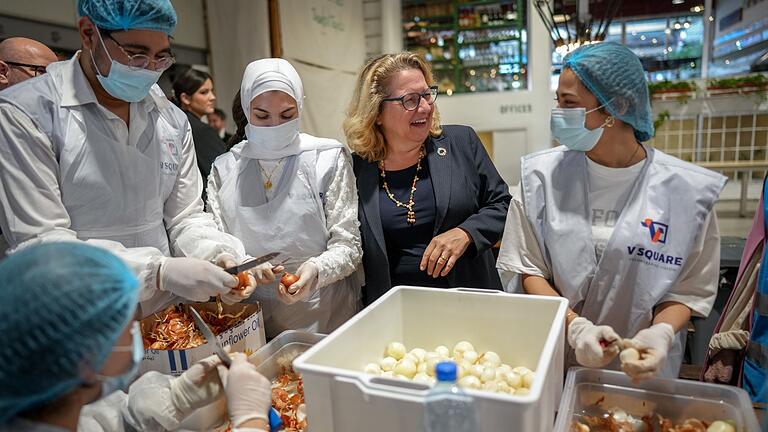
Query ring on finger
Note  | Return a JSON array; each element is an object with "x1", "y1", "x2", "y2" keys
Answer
[{"x1": 438, "y1": 255, "x2": 448, "y2": 262}]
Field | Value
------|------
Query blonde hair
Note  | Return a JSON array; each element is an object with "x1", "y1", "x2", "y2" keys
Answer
[{"x1": 344, "y1": 52, "x2": 442, "y2": 162}]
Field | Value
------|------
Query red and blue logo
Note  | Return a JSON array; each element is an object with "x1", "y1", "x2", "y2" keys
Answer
[{"x1": 642, "y1": 218, "x2": 668, "y2": 244}]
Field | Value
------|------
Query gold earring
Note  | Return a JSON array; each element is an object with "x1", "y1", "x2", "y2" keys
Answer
[{"x1": 605, "y1": 116, "x2": 615, "y2": 128}]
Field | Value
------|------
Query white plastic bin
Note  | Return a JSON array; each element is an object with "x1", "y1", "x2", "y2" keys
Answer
[
  {"x1": 554, "y1": 367, "x2": 761, "y2": 431},
  {"x1": 293, "y1": 286, "x2": 569, "y2": 432}
]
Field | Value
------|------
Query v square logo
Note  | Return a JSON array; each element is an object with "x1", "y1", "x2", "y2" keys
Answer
[{"x1": 641, "y1": 218, "x2": 668, "y2": 244}]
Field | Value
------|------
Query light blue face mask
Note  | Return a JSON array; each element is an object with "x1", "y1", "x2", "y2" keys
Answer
[
  {"x1": 90, "y1": 29, "x2": 161, "y2": 103},
  {"x1": 551, "y1": 106, "x2": 613, "y2": 152},
  {"x1": 98, "y1": 321, "x2": 143, "y2": 397}
]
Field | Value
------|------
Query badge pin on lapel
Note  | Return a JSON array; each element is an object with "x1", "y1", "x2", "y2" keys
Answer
[{"x1": 437, "y1": 147, "x2": 447, "y2": 156}]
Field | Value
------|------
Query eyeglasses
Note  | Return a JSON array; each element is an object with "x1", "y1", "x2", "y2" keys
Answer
[
  {"x1": 382, "y1": 86, "x2": 438, "y2": 111},
  {"x1": 5, "y1": 61, "x2": 47, "y2": 77},
  {"x1": 103, "y1": 32, "x2": 176, "y2": 72}
]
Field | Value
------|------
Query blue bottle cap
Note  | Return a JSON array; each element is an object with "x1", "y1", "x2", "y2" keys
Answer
[{"x1": 435, "y1": 361, "x2": 458, "y2": 382}]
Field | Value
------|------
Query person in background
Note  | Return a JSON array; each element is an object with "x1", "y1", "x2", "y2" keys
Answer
[
  {"x1": 0, "y1": 0, "x2": 256, "y2": 316},
  {"x1": 172, "y1": 67, "x2": 227, "y2": 203},
  {"x1": 344, "y1": 52, "x2": 510, "y2": 306},
  {"x1": 0, "y1": 37, "x2": 58, "y2": 90},
  {"x1": 497, "y1": 42, "x2": 725, "y2": 380},
  {"x1": 208, "y1": 107, "x2": 233, "y2": 143},
  {"x1": 207, "y1": 58, "x2": 363, "y2": 338},
  {"x1": 0, "y1": 243, "x2": 274, "y2": 432}
]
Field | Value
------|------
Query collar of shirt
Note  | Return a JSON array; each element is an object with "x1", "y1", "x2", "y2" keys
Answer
[{"x1": 57, "y1": 51, "x2": 168, "y2": 113}]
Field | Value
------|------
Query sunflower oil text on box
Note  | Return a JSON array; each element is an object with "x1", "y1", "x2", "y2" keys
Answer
[{"x1": 139, "y1": 302, "x2": 265, "y2": 377}]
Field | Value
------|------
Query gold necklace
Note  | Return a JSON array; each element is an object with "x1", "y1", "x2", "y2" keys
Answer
[
  {"x1": 257, "y1": 159, "x2": 285, "y2": 190},
  {"x1": 379, "y1": 148, "x2": 425, "y2": 225},
  {"x1": 624, "y1": 144, "x2": 642, "y2": 167}
]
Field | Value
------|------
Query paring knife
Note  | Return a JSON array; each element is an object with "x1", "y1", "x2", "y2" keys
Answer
[
  {"x1": 189, "y1": 306, "x2": 232, "y2": 367},
  {"x1": 224, "y1": 252, "x2": 280, "y2": 275}
]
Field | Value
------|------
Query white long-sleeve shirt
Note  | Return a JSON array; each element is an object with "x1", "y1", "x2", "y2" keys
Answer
[{"x1": 0, "y1": 54, "x2": 245, "y2": 309}]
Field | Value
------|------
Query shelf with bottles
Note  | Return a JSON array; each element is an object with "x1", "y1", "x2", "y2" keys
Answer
[
  {"x1": 457, "y1": 2, "x2": 520, "y2": 28},
  {"x1": 462, "y1": 66, "x2": 527, "y2": 92},
  {"x1": 403, "y1": 1, "x2": 454, "y2": 28},
  {"x1": 457, "y1": 28, "x2": 522, "y2": 45}
]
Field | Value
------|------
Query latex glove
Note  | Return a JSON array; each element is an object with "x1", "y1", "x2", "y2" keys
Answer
[
  {"x1": 225, "y1": 352, "x2": 272, "y2": 428},
  {"x1": 216, "y1": 254, "x2": 257, "y2": 305},
  {"x1": 621, "y1": 323, "x2": 675, "y2": 381},
  {"x1": 277, "y1": 261, "x2": 319, "y2": 305},
  {"x1": 169, "y1": 354, "x2": 224, "y2": 416},
  {"x1": 252, "y1": 262, "x2": 284, "y2": 285},
  {"x1": 567, "y1": 317, "x2": 622, "y2": 368},
  {"x1": 159, "y1": 257, "x2": 238, "y2": 302}
]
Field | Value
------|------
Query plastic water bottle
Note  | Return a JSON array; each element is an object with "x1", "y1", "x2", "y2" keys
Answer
[{"x1": 424, "y1": 361, "x2": 477, "y2": 432}]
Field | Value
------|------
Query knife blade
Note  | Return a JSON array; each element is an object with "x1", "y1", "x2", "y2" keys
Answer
[
  {"x1": 224, "y1": 252, "x2": 280, "y2": 275},
  {"x1": 189, "y1": 306, "x2": 232, "y2": 367}
]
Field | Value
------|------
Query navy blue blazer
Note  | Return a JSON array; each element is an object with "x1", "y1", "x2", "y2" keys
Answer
[{"x1": 353, "y1": 125, "x2": 511, "y2": 305}]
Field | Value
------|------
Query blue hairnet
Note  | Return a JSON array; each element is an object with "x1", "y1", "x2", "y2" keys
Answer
[
  {"x1": 564, "y1": 42, "x2": 654, "y2": 142},
  {"x1": 78, "y1": 0, "x2": 177, "y2": 35},
  {"x1": 0, "y1": 243, "x2": 139, "y2": 423}
]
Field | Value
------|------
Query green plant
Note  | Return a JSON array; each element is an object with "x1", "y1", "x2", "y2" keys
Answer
[
  {"x1": 654, "y1": 110, "x2": 671, "y2": 133},
  {"x1": 707, "y1": 74, "x2": 768, "y2": 89},
  {"x1": 648, "y1": 80, "x2": 697, "y2": 104}
]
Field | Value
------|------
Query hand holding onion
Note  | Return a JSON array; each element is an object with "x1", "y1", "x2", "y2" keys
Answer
[
  {"x1": 277, "y1": 262, "x2": 319, "y2": 305},
  {"x1": 214, "y1": 254, "x2": 256, "y2": 304}
]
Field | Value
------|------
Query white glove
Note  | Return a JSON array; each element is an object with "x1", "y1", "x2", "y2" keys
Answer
[
  {"x1": 277, "y1": 261, "x2": 319, "y2": 305},
  {"x1": 169, "y1": 354, "x2": 224, "y2": 416},
  {"x1": 159, "y1": 257, "x2": 238, "y2": 302},
  {"x1": 252, "y1": 262, "x2": 284, "y2": 285},
  {"x1": 621, "y1": 323, "x2": 675, "y2": 380},
  {"x1": 225, "y1": 353, "x2": 272, "y2": 428},
  {"x1": 567, "y1": 317, "x2": 622, "y2": 368},
  {"x1": 216, "y1": 254, "x2": 257, "y2": 305}
]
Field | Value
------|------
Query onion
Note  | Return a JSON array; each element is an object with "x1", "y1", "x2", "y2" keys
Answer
[
  {"x1": 479, "y1": 351, "x2": 502, "y2": 368},
  {"x1": 364, "y1": 363, "x2": 381, "y2": 375},
  {"x1": 482, "y1": 380, "x2": 498, "y2": 392},
  {"x1": 707, "y1": 421, "x2": 736, "y2": 432},
  {"x1": 496, "y1": 381, "x2": 511, "y2": 393},
  {"x1": 453, "y1": 341, "x2": 475, "y2": 361},
  {"x1": 280, "y1": 273, "x2": 299, "y2": 289},
  {"x1": 619, "y1": 348, "x2": 640, "y2": 363},
  {"x1": 394, "y1": 358, "x2": 417, "y2": 378},
  {"x1": 468, "y1": 364, "x2": 485, "y2": 378},
  {"x1": 480, "y1": 366, "x2": 496, "y2": 383},
  {"x1": 458, "y1": 375, "x2": 481, "y2": 389},
  {"x1": 435, "y1": 345, "x2": 450, "y2": 358},
  {"x1": 462, "y1": 350, "x2": 479, "y2": 365},
  {"x1": 385, "y1": 342, "x2": 407, "y2": 360},
  {"x1": 522, "y1": 371, "x2": 535, "y2": 389},
  {"x1": 514, "y1": 388, "x2": 530, "y2": 396},
  {"x1": 505, "y1": 371, "x2": 522, "y2": 388},
  {"x1": 379, "y1": 356, "x2": 397, "y2": 372},
  {"x1": 513, "y1": 366, "x2": 532, "y2": 376},
  {"x1": 409, "y1": 348, "x2": 427, "y2": 363},
  {"x1": 413, "y1": 372, "x2": 431, "y2": 384}
]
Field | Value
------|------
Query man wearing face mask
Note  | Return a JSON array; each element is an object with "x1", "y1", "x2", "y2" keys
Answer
[
  {"x1": 0, "y1": 0, "x2": 258, "y2": 314},
  {"x1": 0, "y1": 243, "x2": 275, "y2": 432},
  {"x1": 497, "y1": 42, "x2": 726, "y2": 380}
]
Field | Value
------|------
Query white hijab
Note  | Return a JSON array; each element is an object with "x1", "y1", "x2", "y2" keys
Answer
[{"x1": 233, "y1": 58, "x2": 341, "y2": 159}]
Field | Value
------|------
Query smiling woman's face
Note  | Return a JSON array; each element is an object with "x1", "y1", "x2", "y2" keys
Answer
[
  {"x1": 377, "y1": 68, "x2": 435, "y2": 148},
  {"x1": 249, "y1": 90, "x2": 298, "y2": 127}
]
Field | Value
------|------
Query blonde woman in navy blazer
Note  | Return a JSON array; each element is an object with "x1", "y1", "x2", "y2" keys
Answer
[{"x1": 344, "y1": 52, "x2": 511, "y2": 305}]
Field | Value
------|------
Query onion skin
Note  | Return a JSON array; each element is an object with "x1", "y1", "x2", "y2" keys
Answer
[{"x1": 281, "y1": 273, "x2": 299, "y2": 289}]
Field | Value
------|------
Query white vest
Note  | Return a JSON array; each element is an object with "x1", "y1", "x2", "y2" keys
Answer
[
  {"x1": 521, "y1": 145, "x2": 726, "y2": 377},
  {"x1": 214, "y1": 143, "x2": 361, "y2": 337}
]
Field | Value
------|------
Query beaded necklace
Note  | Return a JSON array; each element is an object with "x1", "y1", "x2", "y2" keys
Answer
[{"x1": 379, "y1": 147, "x2": 425, "y2": 225}]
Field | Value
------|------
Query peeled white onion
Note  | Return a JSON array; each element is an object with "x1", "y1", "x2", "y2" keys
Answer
[
  {"x1": 514, "y1": 388, "x2": 530, "y2": 396},
  {"x1": 505, "y1": 371, "x2": 522, "y2": 388},
  {"x1": 417, "y1": 362, "x2": 428, "y2": 374},
  {"x1": 435, "y1": 345, "x2": 450, "y2": 358},
  {"x1": 480, "y1": 366, "x2": 497, "y2": 383},
  {"x1": 462, "y1": 350, "x2": 479, "y2": 365},
  {"x1": 522, "y1": 371, "x2": 536, "y2": 389},
  {"x1": 409, "y1": 348, "x2": 427, "y2": 363},
  {"x1": 469, "y1": 364, "x2": 485, "y2": 378},
  {"x1": 496, "y1": 381, "x2": 511, "y2": 393},
  {"x1": 385, "y1": 342, "x2": 407, "y2": 360},
  {"x1": 413, "y1": 372, "x2": 431, "y2": 384},
  {"x1": 458, "y1": 375, "x2": 481, "y2": 389},
  {"x1": 482, "y1": 380, "x2": 499, "y2": 392},
  {"x1": 706, "y1": 421, "x2": 736, "y2": 432},
  {"x1": 394, "y1": 358, "x2": 417, "y2": 378},
  {"x1": 479, "y1": 351, "x2": 502, "y2": 368},
  {"x1": 379, "y1": 356, "x2": 397, "y2": 372},
  {"x1": 403, "y1": 353, "x2": 420, "y2": 366},
  {"x1": 513, "y1": 366, "x2": 532, "y2": 376},
  {"x1": 453, "y1": 341, "x2": 475, "y2": 361},
  {"x1": 364, "y1": 363, "x2": 381, "y2": 375},
  {"x1": 426, "y1": 357, "x2": 441, "y2": 377},
  {"x1": 619, "y1": 348, "x2": 640, "y2": 363},
  {"x1": 381, "y1": 371, "x2": 395, "y2": 378}
]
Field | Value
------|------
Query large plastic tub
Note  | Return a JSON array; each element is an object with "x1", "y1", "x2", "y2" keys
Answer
[
  {"x1": 554, "y1": 367, "x2": 761, "y2": 431},
  {"x1": 293, "y1": 286, "x2": 569, "y2": 432}
]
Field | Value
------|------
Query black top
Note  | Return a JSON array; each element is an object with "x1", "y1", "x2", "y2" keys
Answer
[
  {"x1": 185, "y1": 110, "x2": 226, "y2": 204},
  {"x1": 354, "y1": 125, "x2": 512, "y2": 305},
  {"x1": 379, "y1": 160, "x2": 449, "y2": 288}
]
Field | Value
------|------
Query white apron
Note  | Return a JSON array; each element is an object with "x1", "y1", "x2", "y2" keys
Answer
[
  {"x1": 521, "y1": 145, "x2": 726, "y2": 378},
  {"x1": 216, "y1": 148, "x2": 360, "y2": 338},
  {"x1": 48, "y1": 61, "x2": 182, "y2": 313}
]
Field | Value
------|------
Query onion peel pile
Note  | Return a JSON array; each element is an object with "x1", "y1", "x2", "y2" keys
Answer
[
  {"x1": 272, "y1": 366, "x2": 307, "y2": 431},
  {"x1": 142, "y1": 302, "x2": 248, "y2": 350}
]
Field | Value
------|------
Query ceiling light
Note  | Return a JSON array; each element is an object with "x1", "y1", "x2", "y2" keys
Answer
[{"x1": 672, "y1": 0, "x2": 684, "y2": 4}]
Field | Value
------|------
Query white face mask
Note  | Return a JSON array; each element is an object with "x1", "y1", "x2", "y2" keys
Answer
[
  {"x1": 550, "y1": 105, "x2": 612, "y2": 152},
  {"x1": 245, "y1": 117, "x2": 300, "y2": 151}
]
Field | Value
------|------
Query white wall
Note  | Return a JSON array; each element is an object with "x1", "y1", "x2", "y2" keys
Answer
[{"x1": 380, "y1": 0, "x2": 554, "y2": 186}]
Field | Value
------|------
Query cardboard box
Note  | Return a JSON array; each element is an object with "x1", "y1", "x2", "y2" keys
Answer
[{"x1": 139, "y1": 302, "x2": 265, "y2": 376}]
